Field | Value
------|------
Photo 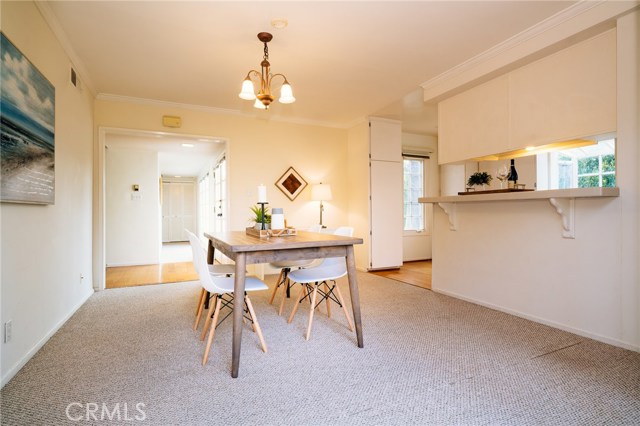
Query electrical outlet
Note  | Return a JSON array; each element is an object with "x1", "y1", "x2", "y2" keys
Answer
[{"x1": 4, "y1": 320, "x2": 12, "y2": 343}]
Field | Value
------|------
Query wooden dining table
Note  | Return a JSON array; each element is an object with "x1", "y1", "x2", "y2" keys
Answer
[{"x1": 204, "y1": 230, "x2": 364, "y2": 378}]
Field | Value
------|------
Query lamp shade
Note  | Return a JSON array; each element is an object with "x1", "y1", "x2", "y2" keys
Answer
[
  {"x1": 239, "y1": 78, "x2": 256, "y2": 100},
  {"x1": 279, "y1": 83, "x2": 296, "y2": 104},
  {"x1": 311, "y1": 183, "x2": 332, "y2": 201}
]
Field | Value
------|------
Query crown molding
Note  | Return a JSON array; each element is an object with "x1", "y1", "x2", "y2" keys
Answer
[
  {"x1": 420, "y1": 0, "x2": 629, "y2": 102},
  {"x1": 96, "y1": 93, "x2": 351, "y2": 130},
  {"x1": 35, "y1": 1, "x2": 96, "y2": 96}
]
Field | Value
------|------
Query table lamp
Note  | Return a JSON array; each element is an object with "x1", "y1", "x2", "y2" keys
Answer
[{"x1": 311, "y1": 183, "x2": 332, "y2": 228}]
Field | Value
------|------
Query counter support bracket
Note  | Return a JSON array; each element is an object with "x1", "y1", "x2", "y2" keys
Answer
[
  {"x1": 549, "y1": 197, "x2": 575, "y2": 239},
  {"x1": 438, "y1": 202, "x2": 457, "y2": 231}
]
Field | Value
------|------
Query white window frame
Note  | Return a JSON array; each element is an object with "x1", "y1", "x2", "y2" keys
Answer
[{"x1": 403, "y1": 156, "x2": 427, "y2": 235}]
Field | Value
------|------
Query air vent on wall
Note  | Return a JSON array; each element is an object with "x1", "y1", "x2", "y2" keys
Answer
[{"x1": 69, "y1": 65, "x2": 81, "y2": 90}]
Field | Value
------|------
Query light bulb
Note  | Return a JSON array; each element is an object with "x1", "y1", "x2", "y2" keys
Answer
[
  {"x1": 239, "y1": 78, "x2": 256, "y2": 100},
  {"x1": 279, "y1": 83, "x2": 296, "y2": 104}
]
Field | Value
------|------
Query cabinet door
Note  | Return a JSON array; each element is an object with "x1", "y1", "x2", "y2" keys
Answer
[
  {"x1": 370, "y1": 160, "x2": 403, "y2": 269},
  {"x1": 509, "y1": 30, "x2": 616, "y2": 148},
  {"x1": 438, "y1": 75, "x2": 510, "y2": 164},
  {"x1": 370, "y1": 118, "x2": 402, "y2": 161}
]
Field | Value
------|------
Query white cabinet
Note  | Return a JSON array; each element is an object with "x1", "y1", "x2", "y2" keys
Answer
[
  {"x1": 370, "y1": 160, "x2": 403, "y2": 269},
  {"x1": 347, "y1": 118, "x2": 403, "y2": 270},
  {"x1": 369, "y1": 118, "x2": 403, "y2": 270},
  {"x1": 437, "y1": 29, "x2": 616, "y2": 164},
  {"x1": 438, "y1": 75, "x2": 510, "y2": 164},
  {"x1": 509, "y1": 30, "x2": 616, "y2": 148},
  {"x1": 370, "y1": 119, "x2": 403, "y2": 161}
]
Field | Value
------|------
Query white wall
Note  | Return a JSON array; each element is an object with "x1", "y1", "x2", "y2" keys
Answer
[
  {"x1": 0, "y1": 1, "x2": 94, "y2": 386},
  {"x1": 402, "y1": 133, "x2": 438, "y2": 261},
  {"x1": 431, "y1": 12, "x2": 640, "y2": 351},
  {"x1": 105, "y1": 147, "x2": 160, "y2": 266}
]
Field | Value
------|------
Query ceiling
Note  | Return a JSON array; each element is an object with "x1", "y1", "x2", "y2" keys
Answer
[
  {"x1": 44, "y1": 1, "x2": 577, "y2": 136},
  {"x1": 106, "y1": 133, "x2": 226, "y2": 177}
]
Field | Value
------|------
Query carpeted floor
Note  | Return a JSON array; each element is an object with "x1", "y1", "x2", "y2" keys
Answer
[{"x1": 1, "y1": 272, "x2": 639, "y2": 425}]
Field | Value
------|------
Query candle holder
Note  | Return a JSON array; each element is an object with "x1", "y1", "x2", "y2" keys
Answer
[{"x1": 257, "y1": 202, "x2": 269, "y2": 230}]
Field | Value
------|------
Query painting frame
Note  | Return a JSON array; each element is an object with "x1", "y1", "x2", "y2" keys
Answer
[
  {"x1": 275, "y1": 167, "x2": 308, "y2": 201},
  {"x1": 0, "y1": 32, "x2": 56, "y2": 205}
]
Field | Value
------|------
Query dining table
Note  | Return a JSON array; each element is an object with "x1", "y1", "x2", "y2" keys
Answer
[{"x1": 204, "y1": 230, "x2": 364, "y2": 378}]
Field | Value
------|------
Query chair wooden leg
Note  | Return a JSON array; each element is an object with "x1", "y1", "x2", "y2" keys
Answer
[
  {"x1": 193, "y1": 289, "x2": 206, "y2": 331},
  {"x1": 245, "y1": 295, "x2": 268, "y2": 353},
  {"x1": 278, "y1": 278, "x2": 290, "y2": 316},
  {"x1": 200, "y1": 294, "x2": 217, "y2": 341},
  {"x1": 324, "y1": 282, "x2": 332, "y2": 318},
  {"x1": 195, "y1": 288, "x2": 206, "y2": 316},
  {"x1": 288, "y1": 283, "x2": 307, "y2": 324},
  {"x1": 305, "y1": 284, "x2": 319, "y2": 340},
  {"x1": 202, "y1": 297, "x2": 223, "y2": 365},
  {"x1": 268, "y1": 270, "x2": 284, "y2": 305},
  {"x1": 334, "y1": 283, "x2": 354, "y2": 332}
]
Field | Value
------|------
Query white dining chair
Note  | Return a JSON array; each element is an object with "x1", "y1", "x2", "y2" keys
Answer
[
  {"x1": 268, "y1": 224, "x2": 323, "y2": 316},
  {"x1": 186, "y1": 230, "x2": 237, "y2": 332},
  {"x1": 286, "y1": 226, "x2": 355, "y2": 340},
  {"x1": 187, "y1": 232, "x2": 268, "y2": 365}
]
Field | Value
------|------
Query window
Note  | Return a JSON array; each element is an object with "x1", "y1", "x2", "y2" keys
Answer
[
  {"x1": 403, "y1": 157, "x2": 425, "y2": 232},
  {"x1": 577, "y1": 151, "x2": 616, "y2": 188},
  {"x1": 537, "y1": 138, "x2": 615, "y2": 190},
  {"x1": 198, "y1": 172, "x2": 212, "y2": 238}
]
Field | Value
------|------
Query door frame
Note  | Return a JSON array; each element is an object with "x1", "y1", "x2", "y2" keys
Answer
[{"x1": 94, "y1": 126, "x2": 228, "y2": 291}]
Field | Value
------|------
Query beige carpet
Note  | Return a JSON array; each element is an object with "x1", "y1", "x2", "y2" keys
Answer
[{"x1": 1, "y1": 272, "x2": 639, "y2": 425}]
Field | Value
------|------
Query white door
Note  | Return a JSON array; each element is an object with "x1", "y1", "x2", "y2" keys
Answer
[
  {"x1": 370, "y1": 160, "x2": 403, "y2": 269},
  {"x1": 162, "y1": 181, "x2": 196, "y2": 242}
]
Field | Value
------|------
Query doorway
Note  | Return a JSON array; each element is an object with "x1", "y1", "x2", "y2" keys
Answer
[{"x1": 98, "y1": 127, "x2": 227, "y2": 290}]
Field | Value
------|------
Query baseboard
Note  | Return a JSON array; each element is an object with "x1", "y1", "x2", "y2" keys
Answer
[
  {"x1": 1, "y1": 289, "x2": 94, "y2": 388},
  {"x1": 106, "y1": 260, "x2": 160, "y2": 267},
  {"x1": 432, "y1": 287, "x2": 640, "y2": 353}
]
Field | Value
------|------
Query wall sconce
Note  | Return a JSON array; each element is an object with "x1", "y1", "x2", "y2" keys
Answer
[{"x1": 311, "y1": 183, "x2": 332, "y2": 228}]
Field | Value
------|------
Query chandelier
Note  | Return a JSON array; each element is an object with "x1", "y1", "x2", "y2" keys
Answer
[{"x1": 238, "y1": 32, "x2": 295, "y2": 109}]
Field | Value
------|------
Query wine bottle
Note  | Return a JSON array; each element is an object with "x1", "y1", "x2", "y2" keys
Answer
[{"x1": 508, "y1": 159, "x2": 518, "y2": 189}]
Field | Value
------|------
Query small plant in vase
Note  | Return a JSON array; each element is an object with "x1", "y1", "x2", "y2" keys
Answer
[
  {"x1": 249, "y1": 205, "x2": 271, "y2": 229},
  {"x1": 467, "y1": 172, "x2": 493, "y2": 190}
]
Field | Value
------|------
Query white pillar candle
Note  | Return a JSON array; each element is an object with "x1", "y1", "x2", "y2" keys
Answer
[
  {"x1": 257, "y1": 184, "x2": 267, "y2": 203},
  {"x1": 271, "y1": 208, "x2": 285, "y2": 230}
]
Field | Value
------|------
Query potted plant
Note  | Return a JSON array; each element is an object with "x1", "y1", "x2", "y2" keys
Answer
[
  {"x1": 467, "y1": 172, "x2": 493, "y2": 189},
  {"x1": 249, "y1": 205, "x2": 271, "y2": 229}
]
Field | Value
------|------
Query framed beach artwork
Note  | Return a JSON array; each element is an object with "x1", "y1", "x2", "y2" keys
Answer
[
  {"x1": 0, "y1": 32, "x2": 55, "y2": 204},
  {"x1": 275, "y1": 167, "x2": 307, "y2": 201}
]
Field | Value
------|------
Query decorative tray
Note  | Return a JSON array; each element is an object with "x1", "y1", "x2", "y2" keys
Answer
[
  {"x1": 458, "y1": 188, "x2": 534, "y2": 195},
  {"x1": 245, "y1": 227, "x2": 297, "y2": 238}
]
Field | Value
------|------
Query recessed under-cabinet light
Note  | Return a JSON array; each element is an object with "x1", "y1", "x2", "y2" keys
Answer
[{"x1": 181, "y1": 143, "x2": 194, "y2": 148}]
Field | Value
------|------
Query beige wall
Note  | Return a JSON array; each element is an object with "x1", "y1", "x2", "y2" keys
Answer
[
  {"x1": 346, "y1": 121, "x2": 370, "y2": 269},
  {"x1": 95, "y1": 100, "x2": 350, "y2": 232},
  {"x1": 1, "y1": 1, "x2": 95, "y2": 385}
]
